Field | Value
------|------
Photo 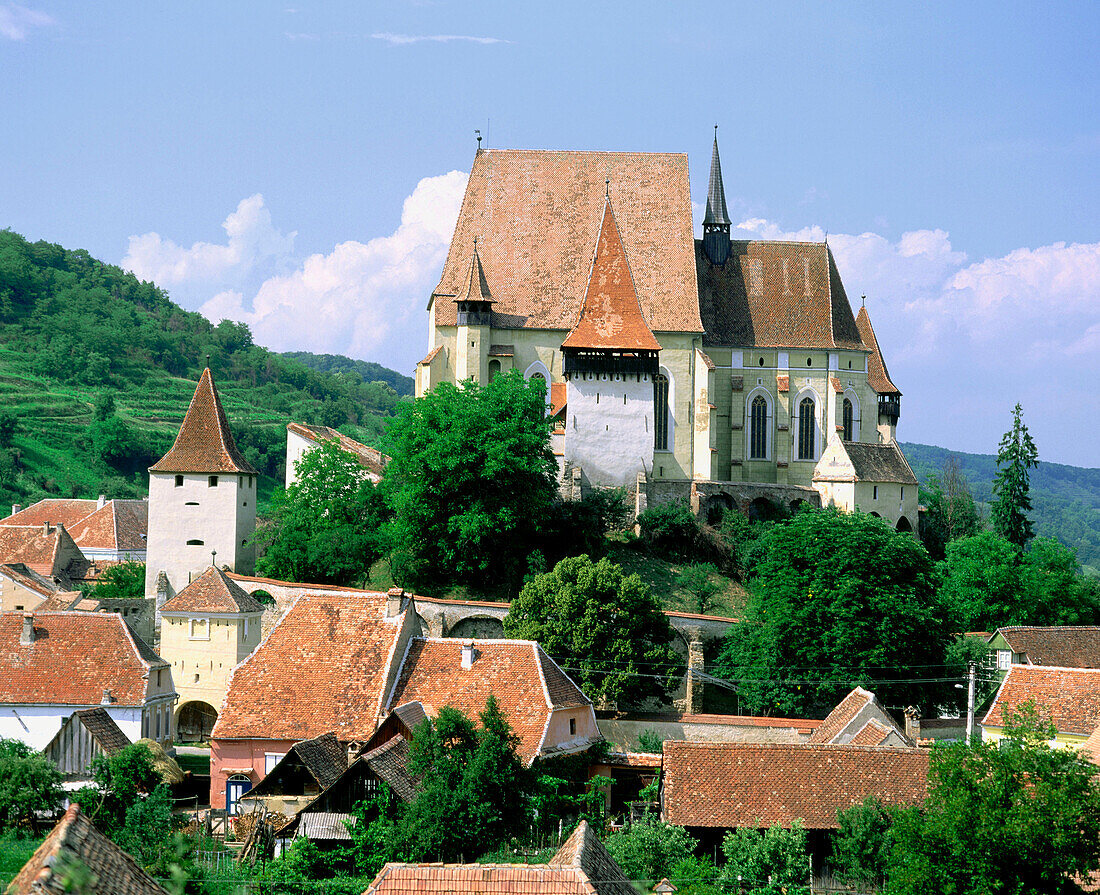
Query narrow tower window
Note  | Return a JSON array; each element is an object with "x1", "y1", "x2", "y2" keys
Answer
[
  {"x1": 798, "y1": 397, "x2": 816, "y2": 460},
  {"x1": 653, "y1": 373, "x2": 669, "y2": 451},
  {"x1": 750, "y1": 395, "x2": 768, "y2": 459},
  {"x1": 208, "y1": 475, "x2": 218, "y2": 487},
  {"x1": 842, "y1": 398, "x2": 854, "y2": 442},
  {"x1": 174, "y1": 475, "x2": 184, "y2": 487}
]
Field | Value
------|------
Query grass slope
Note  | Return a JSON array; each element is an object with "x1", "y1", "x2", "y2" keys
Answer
[{"x1": 901, "y1": 441, "x2": 1100, "y2": 572}]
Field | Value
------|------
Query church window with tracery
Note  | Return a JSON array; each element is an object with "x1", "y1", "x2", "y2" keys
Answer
[
  {"x1": 842, "y1": 398, "x2": 854, "y2": 442},
  {"x1": 798, "y1": 396, "x2": 816, "y2": 460},
  {"x1": 750, "y1": 396, "x2": 767, "y2": 459},
  {"x1": 653, "y1": 374, "x2": 669, "y2": 451}
]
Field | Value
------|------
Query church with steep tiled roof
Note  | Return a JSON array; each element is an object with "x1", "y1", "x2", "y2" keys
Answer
[{"x1": 418, "y1": 133, "x2": 917, "y2": 531}]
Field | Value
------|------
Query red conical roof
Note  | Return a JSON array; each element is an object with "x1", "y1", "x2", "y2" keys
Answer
[
  {"x1": 149, "y1": 369, "x2": 258, "y2": 474},
  {"x1": 561, "y1": 200, "x2": 662, "y2": 352}
]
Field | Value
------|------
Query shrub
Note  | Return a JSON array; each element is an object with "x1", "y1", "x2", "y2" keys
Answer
[{"x1": 637, "y1": 501, "x2": 701, "y2": 559}]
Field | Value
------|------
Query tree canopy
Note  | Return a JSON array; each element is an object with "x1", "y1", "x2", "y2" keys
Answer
[
  {"x1": 256, "y1": 437, "x2": 388, "y2": 587},
  {"x1": 0, "y1": 737, "x2": 62, "y2": 832},
  {"x1": 991, "y1": 403, "x2": 1039, "y2": 549},
  {"x1": 919, "y1": 456, "x2": 981, "y2": 561},
  {"x1": 383, "y1": 371, "x2": 558, "y2": 595},
  {"x1": 504, "y1": 554, "x2": 681, "y2": 706},
  {"x1": 714, "y1": 508, "x2": 955, "y2": 718}
]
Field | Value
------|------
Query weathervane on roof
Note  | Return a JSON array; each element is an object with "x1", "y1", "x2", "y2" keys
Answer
[
  {"x1": 211, "y1": 549, "x2": 217, "y2": 568},
  {"x1": 861, "y1": 293, "x2": 867, "y2": 308},
  {"x1": 605, "y1": 177, "x2": 610, "y2": 199},
  {"x1": 475, "y1": 129, "x2": 482, "y2": 148}
]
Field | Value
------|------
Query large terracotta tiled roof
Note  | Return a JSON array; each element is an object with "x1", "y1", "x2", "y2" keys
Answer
[
  {"x1": 1079, "y1": 725, "x2": 1100, "y2": 767},
  {"x1": 0, "y1": 525, "x2": 73, "y2": 577},
  {"x1": 0, "y1": 611, "x2": 164, "y2": 707},
  {"x1": 8, "y1": 804, "x2": 168, "y2": 895},
  {"x1": 4, "y1": 499, "x2": 99, "y2": 529},
  {"x1": 287, "y1": 423, "x2": 390, "y2": 479},
  {"x1": 855, "y1": 306, "x2": 901, "y2": 395},
  {"x1": 561, "y1": 199, "x2": 661, "y2": 352},
  {"x1": 848, "y1": 719, "x2": 894, "y2": 747},
  {"x1": 161, "y1": 565, "x2": 266, "y2": 614},
  {"x1": 982, "y1": 665, "x2": 1100, "y2": 737},
  {"x1": 6, "y1": 499, "x2": 148, "y2": 554},
  {"x1": 386, "y1": 638, "x2": 591, "y2": 764},
  {"x1": 808, "y1": 687, "x2": 876, "y2": 744},
  {"x1": 432, "y1": 150, "x2": 702, "y2": 335},
  {"x1": 149, "y1": 368, "x2": 257, "y2": 474},
  {"x1": 994, "y1": 627, "x2": 1100, "y2": 669},
  {"x1": 212, "y1": 592, "x2": 407, "y2": 741},
  {"x1": 662, "y1": 741, "x2": 929, "y2": 829},
  {"x1": 0, "y1": 562, "x2": 58, "y2": 598},
  {"x1": 698, "y1": 240, "x2": 865, "y2": 350}
]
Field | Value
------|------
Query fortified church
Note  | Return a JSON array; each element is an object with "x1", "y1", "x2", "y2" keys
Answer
[{"x1": 417, "y1": 135, "x2": 918, "y2": 531}]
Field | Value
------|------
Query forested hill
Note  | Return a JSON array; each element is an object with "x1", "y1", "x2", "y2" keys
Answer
[
  {"x1": 902, "y1": 442, "x2": 1100, "y2": 573},
  {"x1": 0, "y1": 229, "x2": 410, "y2": 511},
  {"x1": 281, "y1": 351, "x2": 414, "y2": 396}
]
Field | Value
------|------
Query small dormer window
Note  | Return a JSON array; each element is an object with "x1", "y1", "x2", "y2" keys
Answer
[
  {"x1": 208, "y1": 475, "x2": 218, "y2": 487},
  {"x1": 997, "y1": 650, "x2": 1011, "y2": 671},
  {"x1": 175, "y1": 475, "x2": 184, "y2": 487}
]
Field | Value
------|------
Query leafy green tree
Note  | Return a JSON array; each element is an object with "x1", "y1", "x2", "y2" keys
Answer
[
  {"x1": 383, "y1": 371, "x2": 558, "y2": 595},
  {"x1": 887, "y1": 704, "x2": 1100, "y2": 895},
  {"x1": 397, "y1": 697, "x2": 533, "y2": 862},
  {"x1": 831, "y1": 797, "x2": 893, "y2": 890},
  {"x1": 719, "y1": 821, "x2": 810, "y2": 892},
  {"x1": 0, "y1": 410, "x2": 18, "y2": 449},
  {"x1": 86, "y1": 416, "x2": 146, "y2": 470},
  {"x1": 115, "y1": 784, "x2": 176, "y2": 873},
  {"x1": 504, "y1": 554, "x2": 681, "y2": 706},
  {"x1": 637, "y1": 500, "x2": 703, "y2": 560},
  {"x1": 74, "y1": 743, "x2": 161, "y2": 836},
  {"x1": 919, "y1": 456, "x2": 981, "y2": 560},
  {"x1": 0, "y1": 738, "x2": 62, "y2": 832},
  {"x1": 637, "y1": 729, "x2": 664, "y2": 754},
  {"x1": 991, "y1": 403, "x2": 1039, "y2": 549},
  {"x1": 676, "y1": 563, "x2": 723, "y2": 615},
  {"x1": 605, "y1": 814, "x2": 698, "y2": 884},
  {"x1": 82, "y1": 560, "x2": 145, "y2": 600},
  {"x1": 714, "y1": 509, "x2": 955, "y2": 717},
  {"x1": 256, "y1": 437, "x2": 388, "y2": 587},
  {"x1": 93, "y1": 391, "x2": 116, "y2": 422}
]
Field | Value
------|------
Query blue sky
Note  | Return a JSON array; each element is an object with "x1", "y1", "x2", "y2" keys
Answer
[{"x1": 3, "y1": 1, "x2": 1098, "y2": 466}]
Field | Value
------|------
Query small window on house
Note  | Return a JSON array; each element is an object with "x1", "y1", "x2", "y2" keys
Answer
[
  {"x1": 848, "y1": 359, "x2": 852, "y2": 369},
  {"x1": 901, "y1": 487, "x2": 905, "y2": 499},
  {"x1": 797, "y1": 397, "x2": 816, "y2": 460},
  {"x1": 265, "y1": 753, "x2": 285, "y2": 773},
  {"x1": 186, "y1": 539, "x2": 204, "y2": 546},
  {"x1": 569, "y1": 718, "x2": 576, "y2": 736},
  {"x1": 750, "y1": 395, "x2": 768, "y2": 460},
  {"x1": 807, "y1": 357, "x2": 812, "y2": 366},
  {"x1": 653, "y1": 373, "x2": 670, "y2": 451},
  {"x1": 14, "y1": 605, "x2": 23, "y2": 611},
  {"x1": 873, "y1": 486, "x2": 878, "y2": 500},
  {"x1": 193, "y1": 673, "x2": 199, "y2": 683},
  {"x1": 758, "y1": 357, "x2": 764, "y2": 367},
  {"x1": 208, "y1": 475, "x2": 218, "y2": 487},
  {"x1": 997, "y1": 650, "x2": 1011, "y2": 671},
  {"x1": 238, "y1": 476, "x2": 243, "y2": 488},
  {"x1": 189, "y1": 618, "x2": 210, "y2": 640},
  {"x1": 842, "y1": 398, "x2": 854, "y2": 442},
  {"x1": 175, "y1": 475, "x2": 184, "y2": 487}
]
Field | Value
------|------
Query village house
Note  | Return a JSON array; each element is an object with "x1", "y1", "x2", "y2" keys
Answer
[
  {"x1": 0, "y1": 522, "x2": 87, "y2": 588},
  {"x1": 208, "y1": 588, "x2": 600, "y2": 813},
  {"x1": 285, "y1": 422, "x2": 389, "y2": 487},
  {"x1": 7, "y1": 804, "x2": 169, "y2": 895},
  {"x1": 5, "y1": 496, "x2": 148, "y2": 564},
  {"x1": 239, "y1": 731, "x2": 349, "y2": 816},
  {"x1": 981, "y1": 664, "x2": 1100, "y2": 748},
  {"x1": 807, "y1": 686, "x2": 914, "y2": 747},
  {"x1": 0, "y1": 562, "x2": 63, "y2": 613},
  {"x1": 661, "y1": 740, "x2": 929, "y2": 861},
  {"x1": 0, "y1": 610, "x2": 176, "y2": 750},
  {"x1": 984, "y1": 626, "x2": 1100, "y2": 683},
  {"x1": 144, "y1": 368, "x2": 258, "y2": 629},
  {"x1": 363, "y1": 820, "x2": 635, "y2": 895},
  {"x1": 418, "y1": 136, "x2": 916, "y2": 529},
  {"x1": 157, "y1": 565, "x2": 265, "y2": 742},
  {"x1": 43, "y1": 707, "x2": 131, "y2": 783}
]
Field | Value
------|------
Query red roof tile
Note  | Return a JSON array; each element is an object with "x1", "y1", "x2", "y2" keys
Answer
[
  {"x1": 161, "y1": 565, "x2": 266, "y2": 614},
  {"x1": 994, "y1": 626, "x2": 1100, "y2": 669},
  {"x1": 808, "y1": 687, "x2": 876, "y2": 744},
  {"x1": 662, "y1": 741, "x2": 929, "y2": 830},
  {"x1": 4, "y1": 499, "x2": 99, "y2": 529},
  {"x1": 149, "y1": 369, "x2": 257, "y2": 474},
  {"x1": 549, "y1": 382, "x2": 567, "y2": 419},
  {"x1": 387, "y1": 638, "x2": 590, "y2": 764},
  {"x1": 847, "y1": 719, "x2": 893, "y2": 747},
  {"x1": 0, "y1": 611, "x2": 164, "y2": 706},
  {"x1": 561, "y1": 200, "x2": 661, "y2": 352},
  {"x1": 0, "y1": 563, "x2": 58, "y2": 598},
  {"x1": 212, "y1": 592, "x2": 407, "y2": 741},
  {"x1": 1079, "y1": 725, "x2": 1100, "y2": 767},
  {"x1": 855, "y1": 306, "x2": 901, "y2": 396},
  {"x1": 433, "y1": 150, "x2": 702, "y2": 335},
  {"x1": 982, "y1": 665, "x2": 1100, "y2": 737},
  {"x1": 67, "y1": 500, "x2": 148, "y2": 552},
  {"x1": 8, "y1": 804, "x2": 168, "y2": 895}
]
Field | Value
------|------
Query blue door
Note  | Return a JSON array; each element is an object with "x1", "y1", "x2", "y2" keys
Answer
[{"x1": 227, "y1": 775, "x2": 252, "y2": 814}]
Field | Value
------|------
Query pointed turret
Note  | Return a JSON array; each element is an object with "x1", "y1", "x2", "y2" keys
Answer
[
  {"x1": 453, "y1": 239, "x2": 495, "y2": 327},
  {"x1": 855, "y1": 305, "x2": 902, "y2": 442},
  {"x1": 702, "y1": 127, "x2": 732, "y2": 265},
  {"x1": 150, "y1": 369, "x2": 257, "y2": 474}
]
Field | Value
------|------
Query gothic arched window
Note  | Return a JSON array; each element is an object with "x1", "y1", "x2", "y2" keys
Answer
[
  {"x1": 750, "y1": 395, "x2": 768, "y2": 459},
  {"x1": 798, "y1": 396, "x2": 816, "y2": 460},
  {"x1": 842, "y1": 398, "x2": 854, "y2": 442},
  {"x1": 488, "y1": 359, "x2": 501, "y2": 382},
  {"x1": 653, "y1": 374, "x2": 669, "y2": 451}
]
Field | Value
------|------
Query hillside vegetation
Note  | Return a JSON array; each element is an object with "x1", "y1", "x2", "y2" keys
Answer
[
  {"x1": 281, "y1": 351, "x2": 414, "y2": 396},
  {"x1": 901, "y1": 442, "x2": 1100, "y2": 572},
  {"x1": 0, "y1": 229, "x2": 409, "y2": 512}
]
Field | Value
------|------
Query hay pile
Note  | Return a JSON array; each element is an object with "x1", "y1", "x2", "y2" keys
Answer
[{"x1": 136, "y1": 738, "x2": 185, "y2": 785}]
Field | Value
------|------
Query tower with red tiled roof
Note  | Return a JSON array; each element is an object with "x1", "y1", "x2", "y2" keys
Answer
[
  {"x1": 145, "y1": 369, "x2": 259, "y2": 628},
  {"x1": 561, "y1": 197, "x2": 663, "y2": 489}
]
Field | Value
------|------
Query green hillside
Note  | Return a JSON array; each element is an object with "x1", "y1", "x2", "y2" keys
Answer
[
  {"x1": 901, "y1": 442, "x2": 1100, "y2": 572},
  {"x1": 281, "y1": 351, "x2": 414, "y2": 396},
  {"x1": 0, "y1": 229, "x2": 409, "y2": 513}
]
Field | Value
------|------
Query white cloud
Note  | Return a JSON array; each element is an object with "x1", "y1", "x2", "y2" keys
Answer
[
  {"x1": 0, "y1": 3, "x2": 53, "y2": 40},
  {"x1": 370, "y1": 32, "x2": 508, "y2": 45},
  {"x1": 123, "y1": 194, "x2": 295, "y2": 287},
  {"x1": 200, "y1": 171, "x2": 468, "y2": 371}
]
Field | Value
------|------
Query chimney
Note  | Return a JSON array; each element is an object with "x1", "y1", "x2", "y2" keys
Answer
[
  {"x1": 386, "y1": 587, "x2": 404, "y2": 618},
  {"x1": 20, "y1": 613, "x2": 34, "y2": 645},
  {"x1": 904, "y1": 705, "x2": 921, "y2": 742},
  {"x1": 101, "y1": 689, "x2": 114, "y2": 705},
  {"x1": 42, "y1": 521, "x2": 51, "y2": 536},
  {"x1": 10, "y1": 504, "x2": 21, "y2": 516},
  {"x1": 97, "y1": 494, "x2": 106, "y2": 509},
  {"x1": 461, "y1": 640, "x2": 476, "y2": 669}
]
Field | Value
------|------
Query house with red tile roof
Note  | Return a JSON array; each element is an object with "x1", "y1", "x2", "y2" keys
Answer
[
  {"x1": 807, "y1": 686, "x2": 911, "y2": 747},
  {"x1": 209, "y1": 590, "x2": 600, "y2": 813},
  {"x1": 417, "y1": 137, "x2": 913, "y2": 526},
  {"x1": 982, "y1": 665, "x2": 1100, "y2": 749},
  {"x1": 0, "y1": 611, "x2": 175, "y2": 750},
  {"x1": 0, "y1": 562, "x2": 62, "y2": 613},
  {"x1": 0, "y1": 523, "x2": 86, "y2": 584},
  {"x1": 986, "y1": 626, "x2": 1100, "y2": 683},
  {"x1": 144, "y1": 368, "x2": 258, "y2": 627},
  {"x1": 5, "y1": 497, "x2": 148, "y2": 563},
  {"x1": 285, "y1": 422, "x2": 389, "y2": 488}
]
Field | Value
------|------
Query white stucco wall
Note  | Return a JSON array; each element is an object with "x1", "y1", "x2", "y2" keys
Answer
[
  {"x1": 1, "y1": 703, "x2": 152, "y2": 751},
  {"x1": 145, "y1": 472, "x2": 257, "y2": 601},
  {"x1": 541, "y1": 706, "x2": 601, "y2": 755},
  {"x1": 564, "y1": 373, "x2": 653, "y2": 489},
  {"x1": 285, "y1": 428, "x2": 314, "y2": 488}
]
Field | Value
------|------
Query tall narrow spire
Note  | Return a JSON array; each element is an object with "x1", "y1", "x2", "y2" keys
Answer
[{"x1": 702, "y1": 127, "x2": 732, "y2": 265}]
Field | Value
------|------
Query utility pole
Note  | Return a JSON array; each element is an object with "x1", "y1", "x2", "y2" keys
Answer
[{"x1": 966, "y1": 662, "x2": 977, "y2": 743}]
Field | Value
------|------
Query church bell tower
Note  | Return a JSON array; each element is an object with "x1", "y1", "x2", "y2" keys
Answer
[{"x1": 702, "y1": 127, "x2": 732, "y2": 266}]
